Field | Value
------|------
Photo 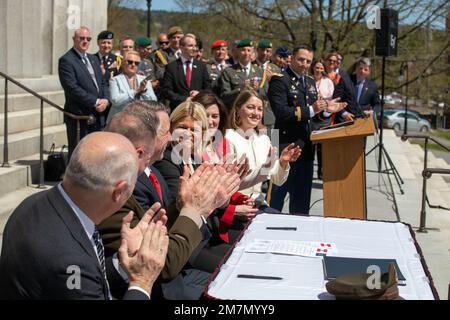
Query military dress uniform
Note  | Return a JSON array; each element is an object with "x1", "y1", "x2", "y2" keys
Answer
[
  {"x1": 95, "y1": 52, "x2": 121, "y2": 83},
  {"x1": 206, "y1": 60, "x2": 231, "y2": 96},
  {"x1": 94, "y1": 31, "x2": 121, "y2": 84},
  {"x1": 219, "y1": 63, "x2": 265, "y2": 109},
  {"x1": 153, "y1": 26, "x2": 183, "y2": 81},
  {"x1": 252, "y1": 60, "x2": 281, "y2": 131},
  {"x1": 266, "y1": 67, "x2": 319, "y2": 214},
  {"x1": 136, "y1": 58, "x2": 155, "y2": 79}
]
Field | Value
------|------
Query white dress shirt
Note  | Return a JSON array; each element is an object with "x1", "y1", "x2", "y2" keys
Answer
[
  {"x1": 180, "y1": 56, "x2": 195, "y2": 75},
  {"x1": 239, "y1": 62, "x2": 252, "y2": 77}
]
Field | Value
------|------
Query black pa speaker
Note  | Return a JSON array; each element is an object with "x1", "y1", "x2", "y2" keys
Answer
[{"x1": 375, "y1": 9, "x2": 398, "y2": 57}]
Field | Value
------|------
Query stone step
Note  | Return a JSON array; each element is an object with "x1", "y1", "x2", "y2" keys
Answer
[
  {"x1": 0, "y1": 90, "x2": 65, "y2": 113},
  {"x1": 0, "y1": 124, "x2": 67, "y2": 161},
  {"x1": 0, "y1": 75, "x2": 62, "y2": 95},
  {"x1": 0, "y1": 185, "x2": 54, "y2": 252},
  {"x1": 0, "y1": 165, "x2": 30, "y2": 197},
  {"x1": 0, "y1": 107, "x2": 64, "y2": 135}
]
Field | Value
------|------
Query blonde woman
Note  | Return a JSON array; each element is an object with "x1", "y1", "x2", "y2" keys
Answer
[
  {"x1": 107, "y1": 50, "x2": 157, "y2": 122},
  {"x1": 153, "y1": 101, "x2": 208, "y2": 198}
]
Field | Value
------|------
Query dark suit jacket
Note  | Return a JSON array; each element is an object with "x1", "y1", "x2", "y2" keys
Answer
[
  {"x1": 58, "y1": 48, "x2": 110, "y2": 128},
  {"x1": 0, "y1": 187, "x2": 147, "y2": 300},
  {"x1": 98, "y1": 194, "x2": 202, "y2": 282},
  {"x1": 133, "y1": 165, "x2": 172, "y2": 212},
  {"x1": 162, "y1": 58, "x2": 211, "y2": 110},
  {"x1": 350, "y1": 74, "x2": 381, "y2": 114},
  {"x1": 333, "y1": 69, "x2": 363, "y2": 118}
]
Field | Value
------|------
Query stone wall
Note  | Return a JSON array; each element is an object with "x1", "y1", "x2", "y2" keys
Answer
[{"x1": 0, "y1": 0, "x2": 107, "y2": 79}]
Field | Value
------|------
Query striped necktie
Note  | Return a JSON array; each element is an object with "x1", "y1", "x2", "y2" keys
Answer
[
  {"x1": 93, "y1": 227, "x2": 110, "y2": 299},
  {"x1": 82, "y1": 55, "x2": 99, "y2": 92}
]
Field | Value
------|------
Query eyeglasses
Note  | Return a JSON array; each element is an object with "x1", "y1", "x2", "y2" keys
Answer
[
  {"x1": 159, "y1": 41, "x2": 169, "y2": 45},
  {"x1": 79, "y1": 36, "x2": 92, "y2": 42},
  {"x1": 327, "y1": 59, "x2": 338, "y2": 64},
  {"x1": 126, "y1": 60, "x2": 140, "y2": 66}
]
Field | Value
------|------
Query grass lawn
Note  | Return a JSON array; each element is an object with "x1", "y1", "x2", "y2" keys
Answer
[
  {"x1": 433, "y1": 129, "x2": 450, "y2": 141},
  {"x1": 410, "y1": 139, "x2": 449, "y2": 152}
]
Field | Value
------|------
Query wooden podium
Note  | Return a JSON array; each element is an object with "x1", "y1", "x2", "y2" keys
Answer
[{"x1": 310, "y1": 115, "x2": 375, "y2": 219}]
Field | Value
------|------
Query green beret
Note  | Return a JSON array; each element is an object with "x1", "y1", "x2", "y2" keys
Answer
[
  {"x1": 258, "y1": 39, "x2": 272, "y2": 48},
  {"x1": 135, "y1": 36, "x2": 152, "y2": 47},
  {"x1": 326, "y1": 263, "x2": 401, "y2": 300},
  {"x1": 236, "y1": 38, "x2": 254, "y2": 48}
]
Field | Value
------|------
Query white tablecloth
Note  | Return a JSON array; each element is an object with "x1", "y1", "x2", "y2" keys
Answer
[{"x1": 206, "y1": 214, "x2": 436, "y2": 300}]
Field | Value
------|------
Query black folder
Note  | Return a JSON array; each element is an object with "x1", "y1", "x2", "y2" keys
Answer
[{"x1": 323, "y1": 256, "x2": 406, "y2": 284}]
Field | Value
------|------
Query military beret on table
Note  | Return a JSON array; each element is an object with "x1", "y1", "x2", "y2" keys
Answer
[
  {"x1": 135, "y1": 36, "x2": 152, "y2": 47},
  {"x1": 211, "y1": 39, "x2": 228, "y2": 50},
  {"x1": 236, "y1": 38, "x2": 254, "y2": 48},
  {"x1": 325, "y1": 263, "x2": 402, "y2": 300},
  {"x1": 258, "y1": 39, "x2": 273, "y2": 48},
  {"x1": 97, "y1": 30, "x2": 114, "y2": 40},
  {"x1": 168, "y1": 26, "x2": 184, "y2": 39}
]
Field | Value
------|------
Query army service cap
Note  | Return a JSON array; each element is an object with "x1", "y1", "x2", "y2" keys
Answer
[{"x1": 97, "y1": 30, "x2": 114, "y2": 40}]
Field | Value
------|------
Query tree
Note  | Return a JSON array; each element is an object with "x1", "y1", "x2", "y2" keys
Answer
[{"x1": 175, "y1": 0, "x2": 449, "y2": 99}]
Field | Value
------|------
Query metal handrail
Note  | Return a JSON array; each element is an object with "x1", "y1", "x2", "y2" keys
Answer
[
  {"x1": 401, "y1": 134, "x2": 450, "y2": 232},
  {"x1": 1, "y1": 70, "x2": 92, "y2": 187}
]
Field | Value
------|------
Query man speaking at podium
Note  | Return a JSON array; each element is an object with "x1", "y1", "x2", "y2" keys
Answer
[{"x1": 267, "y1": 44, "x2": 346, "y2": 214}]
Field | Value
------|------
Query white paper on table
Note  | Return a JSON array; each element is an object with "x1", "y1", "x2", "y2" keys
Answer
[{"x1": 244, "y1": 239, "x2": 337, "y2": 257}]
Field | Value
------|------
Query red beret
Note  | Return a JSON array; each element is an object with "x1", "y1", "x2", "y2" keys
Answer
[{"x1": 211, "y1": 40, "x2": 228, "y2": 50}]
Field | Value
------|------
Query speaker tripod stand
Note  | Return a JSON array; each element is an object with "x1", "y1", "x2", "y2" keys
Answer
[{"x1": 365, "y1": 56, "x2": 404, "y2": 194}]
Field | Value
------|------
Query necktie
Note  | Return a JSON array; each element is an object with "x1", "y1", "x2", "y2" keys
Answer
[
  {"x1": 93, "y1": 227, "x2": 110, "y2": 299},
  {"x1": 149, "y1": 171, "x2": 163, "y2": 203},
  {"x1": 242, "y1": 66, "x2": 248, "y2": 77},
  {"x1": 357, "y1": 80, "x2": 364, "y2": 103},
  {"x1": 185, "y1": 60, "x2": 192, "y2": 88},
  {"x1": 82, "y1": 55, "x2": 99, "y2": 92},
  {"x1": 300, "y1": 75, "x2": 306, "y2": 89}
]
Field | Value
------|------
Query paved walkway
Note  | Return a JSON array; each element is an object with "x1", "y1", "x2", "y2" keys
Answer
[{"x1": 284, "y1": 129, "x2": 450, "y2": 299}]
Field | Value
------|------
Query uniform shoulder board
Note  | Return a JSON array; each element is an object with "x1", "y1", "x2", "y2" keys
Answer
[
  {"x1": 272, "y1": 73, "x2": 284, "y2": 77},
  {"x1": 305, "y1": 75, "x2": 315, "y2": 80}
]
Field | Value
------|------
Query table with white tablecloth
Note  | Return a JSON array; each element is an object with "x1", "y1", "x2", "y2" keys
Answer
[{"x1": 205, "y1": 214, "x2": 438, "y2": 300}]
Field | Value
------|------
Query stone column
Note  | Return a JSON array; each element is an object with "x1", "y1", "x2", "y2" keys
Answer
[{"x1": 0, "y1": 0, "x2": 107, "y2": 79}]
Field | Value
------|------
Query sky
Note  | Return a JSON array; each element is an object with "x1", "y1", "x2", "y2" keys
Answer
[{"x1": 125, "y1": 0, "x2": 180, "y2": 12}]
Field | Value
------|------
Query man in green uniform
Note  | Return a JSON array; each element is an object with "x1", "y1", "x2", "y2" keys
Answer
[
  {"x1": 219, "y1": 39, "x2": 265, "y2": 109},
  {"x1": 206, "y1": 39, "x2": 232, "y2": 95}
]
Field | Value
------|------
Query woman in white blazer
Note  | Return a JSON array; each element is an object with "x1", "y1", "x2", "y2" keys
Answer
[
  {"x1": 107, "y1": 50, "x2": 157, "y2": 122},
  {"x1": 226, "y1": 88, "x2": 301, "y2": 208}
]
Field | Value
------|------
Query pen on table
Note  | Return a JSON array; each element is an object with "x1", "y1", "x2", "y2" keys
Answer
[
  {"x1": 237, "y1": 274, "x2": 283, "y2": 280},
  {"x1": 266, "y1": 227, "x2": 297, "y2": 231}
]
